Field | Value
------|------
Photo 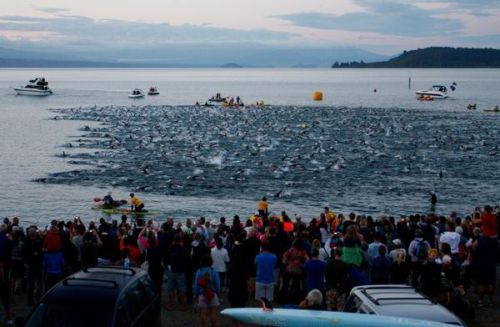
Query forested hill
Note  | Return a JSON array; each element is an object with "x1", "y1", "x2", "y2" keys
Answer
[{"x1": 332, "y1": 47, "x2": 500, "y2": 68}]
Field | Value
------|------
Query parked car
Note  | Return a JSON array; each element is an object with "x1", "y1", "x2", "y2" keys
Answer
[
  {"x1": 20, "y1": 266, "x2": 161, "y2": 327},
  {"x1": 343, "y1": 285, "x2": 466, "y2": 326}
]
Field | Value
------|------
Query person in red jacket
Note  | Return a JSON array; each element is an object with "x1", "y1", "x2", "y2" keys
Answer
[
  {"x1": 43, "y1": 225, "x2": 61, "y2": 253},
  {"x1": 473, "y1": 205, "x2": 498, "y2": 238}
]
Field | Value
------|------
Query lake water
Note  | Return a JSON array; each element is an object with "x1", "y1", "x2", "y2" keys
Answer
[{"x1": 0, "y1": 68, "x2": 499, "y2": 225}]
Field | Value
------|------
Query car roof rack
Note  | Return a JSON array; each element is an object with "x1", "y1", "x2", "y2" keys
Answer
[
  {"x1": 361, "y1": 285, "x2": 414, "y2": 290},
  {"x1": 63, "y1": 277, "x2": 119, "y2": 289},
  {"x1": 361, "y1": 288, "x2": 427, "y2": 305},
  {"x1": 82, "y1": 266, "x2": 136, "y2": 275},
  {"x1": 375, "y1": 297, "x2": 431, "y2": 303}
]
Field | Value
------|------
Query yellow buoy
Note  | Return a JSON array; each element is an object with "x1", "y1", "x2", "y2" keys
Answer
[{"x1": 312, "y1": 91, "x2": 323, "y2": 101}]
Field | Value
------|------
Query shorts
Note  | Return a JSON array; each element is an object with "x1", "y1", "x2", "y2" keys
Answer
[
  {"x1": 198, "y1": 293, "x2": 220, "y2": 308},
  {"x1": 255, "y1": 282, "x2": 274, "y2": 302},
  {"x1": 166, "y1": 270, "x2": 186, "y2": 292},
  {"x1": 326, "y1": 289, "x2": 346, "y2": 311}
]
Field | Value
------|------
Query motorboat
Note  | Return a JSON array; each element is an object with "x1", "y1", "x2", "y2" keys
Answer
[
  {"x1": 484, "y1": 105, "x2": 499, "y2": 113},
  {"x1": 14, "y1": 77, "x2": 53, "y2": 96},
  {"x1": 415, "y1": 85, "x2": 449, "y2": 99},
  {"x1": 209, "y1": 93, "x2": 226, "y2": 102},
  {"x1": 128, "y1": 88, "x2": 145, "y2": 98},
  {"x1": 147, "y1": 86, "x2": 159, "y2": 95}
]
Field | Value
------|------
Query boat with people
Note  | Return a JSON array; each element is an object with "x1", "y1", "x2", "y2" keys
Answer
[
  {"x1": 223, "y1": 96, "x2": 244, "y2": 108},
  {"x1": 147, "y1": 87, "x2": 160, "y2": 95},
  {"x1": 415, "y1": 82, "x2": 456, "y2": 99},
  {"x1": 208, "y1": 93, "x2": 225, "y2": 102},
  {"x1": 14, "y1": 77, "x2": 53, "y2": 96},
  {"x1": 223, "y1": 102, "x2": 244, "y2": 108},
  {"x1": 415, "y1": 85, "x2": 449, "y2": 99},
  {"x1": 250, "y1": 101, "x2": 271, "y2": 108},
  {"x1": 128, "y1": 88, "x2": 145, "y2": 98}
]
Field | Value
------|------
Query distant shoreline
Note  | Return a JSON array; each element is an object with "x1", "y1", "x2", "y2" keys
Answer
[
  {"x1": 331, "y1": 47, "x2": 500, "y2": 69},
  {"x1": 2, "y1": 66, "x2": 500, "y2": 69}
]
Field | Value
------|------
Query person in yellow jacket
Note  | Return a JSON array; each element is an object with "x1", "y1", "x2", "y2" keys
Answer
[
  {"x1": 130, "y1": 193, "x2": 145, "y2": 212},
  {"x1": 324, "y1": 207, "x2": 335, "y2": 222},
  {"x1": 258, "y1": 197, "x2": 268, "y2": 218}
]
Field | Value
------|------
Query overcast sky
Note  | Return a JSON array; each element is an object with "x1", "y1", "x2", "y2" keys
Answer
[{"x1": 1, "y1": 0, "x2": 500, "y2": 54}]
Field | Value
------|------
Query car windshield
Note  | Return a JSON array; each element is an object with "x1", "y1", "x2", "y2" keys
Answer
[{"x1": 26, "y1": 300, "x2": 113, "y2": 327}]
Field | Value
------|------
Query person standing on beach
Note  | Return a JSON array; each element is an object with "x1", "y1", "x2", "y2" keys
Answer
[
  {"x1": 227, "y1": 235, "x2": 249, "y2": 308},
  {"x1": 473, "y1": 205, "x2": 498, "y2": 238},
  {"x1": 23, "y1": 227, "x2": 44, "y2": 306},
  {"x1": 474, "y1": 232, "x2": 499, "y2": 307},
  {"x1": 408, "y1": 229, "x2": 431, "y2": 288},
  {"x1": 42, "y1": 226, "x2": 65, "y2": 291},
  {"x1": 129, "y1": 193, "x2": 145, "y2": 212},
  {"x1": 164, "y1": 235, "x2": 188, "y2": 308},
  {"x1": 211, "y1": 237, "x2": 230, "y2": 292},
  {"x1": 254, "y1": 240, "x2": 277, "y2": 302},
  {"x1": 305, "y1": 248, "x2": 326, "y2": 292},
  {"x1": 0, "y1": 224, "x2": 13, "y2": 324},
  {"x1": 194, "y1": 254, "x2": 220, "y2": 327},
  {"x1": 325, "y1": 247, "x2": 348, "y2": 311},
  {"x1": 323, "y1": 207, "x2": 335, "y2": 223}
]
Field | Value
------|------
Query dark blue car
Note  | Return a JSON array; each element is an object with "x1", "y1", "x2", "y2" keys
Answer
[{"x1": 22, "y1": 266, "x2": 161, "y2": 327}]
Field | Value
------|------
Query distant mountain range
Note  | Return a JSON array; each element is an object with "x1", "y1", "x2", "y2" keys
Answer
[
  {"x1": 0, "y1": 45, "x2": 387, "y2": 68},
  {"x1": 332, "y1": 47, "x2": 500, "y2": 68}
]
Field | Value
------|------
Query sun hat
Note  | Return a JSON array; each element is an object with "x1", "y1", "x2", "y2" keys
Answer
[{"x1": 392, "y1": 239, "x2": 402, "y2": 246}]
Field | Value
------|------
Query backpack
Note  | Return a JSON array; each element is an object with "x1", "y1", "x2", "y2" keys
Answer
[
  {"x1": 415, "y1": 240, "x2": 428, "y2": 261},
  {"x1": 197, "y1": 269, "x2": 215, "y2": 301}
]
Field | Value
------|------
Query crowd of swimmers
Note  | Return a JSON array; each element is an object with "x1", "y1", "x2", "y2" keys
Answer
[{"x1": 0, "y1": 200, "x2": 499, "y2": 326}]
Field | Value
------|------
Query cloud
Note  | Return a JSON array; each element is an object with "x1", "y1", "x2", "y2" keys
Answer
[
  {"x1": 413, "y1": 1, "x2": 500, "y2": 17},
  {"x1": 274, "y1": 1, "x2": 465, "y2": 37},
  {"x1": 35, "y1": 7, "x2": 71, "y2": 14},
  {"x1": 455, "y1": 34, "x2": 500, "y2": 47},
  {"x1": 0, "y1": 13, "x2": 294, "y2": 48},
  {"x1": 428, "y1": 0, "x2": 499, "y2": 7}
]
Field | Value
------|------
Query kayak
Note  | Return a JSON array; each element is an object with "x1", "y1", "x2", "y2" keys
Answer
[{"x1": 91, "y1": 207, "x2": 161, "y2": 216}]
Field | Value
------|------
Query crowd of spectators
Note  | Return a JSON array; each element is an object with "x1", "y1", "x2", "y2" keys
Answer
[{"x1": 0, "y1": 204, "x2": 499, "y2": 326}]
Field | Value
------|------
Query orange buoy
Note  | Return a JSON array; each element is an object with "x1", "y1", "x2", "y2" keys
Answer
[{"x1": 312, "y1": 91, "x2": 323, "y2": 101}]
